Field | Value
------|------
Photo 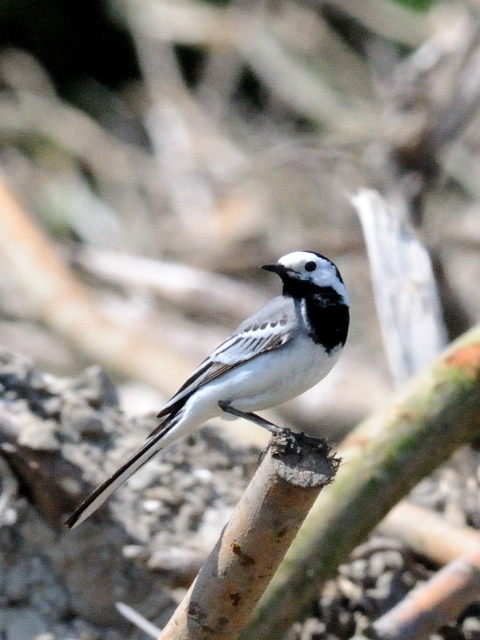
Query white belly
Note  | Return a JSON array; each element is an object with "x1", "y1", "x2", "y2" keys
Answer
[{"x1": 191, "y1": 337, "x2": 342, "y2": 417}]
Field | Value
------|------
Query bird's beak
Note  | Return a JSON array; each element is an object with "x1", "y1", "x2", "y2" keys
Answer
[{"x1": 260, "y1": 262, "x2": 288, "y2": 274}]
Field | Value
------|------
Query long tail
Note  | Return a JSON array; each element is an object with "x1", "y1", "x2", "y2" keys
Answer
[{"x1": 65, "y1": 418, "x2": 177, "y2": 529}]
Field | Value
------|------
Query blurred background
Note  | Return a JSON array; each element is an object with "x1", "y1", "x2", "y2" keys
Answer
[
  {"x1": 1, "y1": 0, "x2": 480, "y2": 442},
  {"x1": 3, "y1": 2, "x2": 480, "y2": 639}
]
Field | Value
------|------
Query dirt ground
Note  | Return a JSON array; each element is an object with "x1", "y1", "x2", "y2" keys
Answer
[{"x1": 0, "y1": 348, "x2": 479, "y2": 640}]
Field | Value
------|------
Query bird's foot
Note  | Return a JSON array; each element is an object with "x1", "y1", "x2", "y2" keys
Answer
[{"x1": 218, "y1": 400, "x2": 291, "y2": 437}]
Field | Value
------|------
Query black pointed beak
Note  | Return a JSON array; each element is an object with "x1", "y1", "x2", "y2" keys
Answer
[{"x1": 260, "y1": 262, "x2": 288, "y2": 275}]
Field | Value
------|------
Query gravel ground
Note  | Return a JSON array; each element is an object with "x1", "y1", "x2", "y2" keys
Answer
[
  {"x1": 289, "y1": 449, "x2": 480, "y2": 640},
  {"x1": 0, "y1": 349, "x2": 258, "y2": 639},
  {"x1": 0, "y1": 349, "x2": 479, "y2": 640}
]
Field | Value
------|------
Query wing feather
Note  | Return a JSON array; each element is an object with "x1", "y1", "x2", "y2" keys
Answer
[{"x1": 155, "y1": 297, "x2": 295, "y2": 423}]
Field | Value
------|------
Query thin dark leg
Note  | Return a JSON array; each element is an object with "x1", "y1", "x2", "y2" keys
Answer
[{"x1": 218, "y1": 401, "x2": 290, "y2": 436}]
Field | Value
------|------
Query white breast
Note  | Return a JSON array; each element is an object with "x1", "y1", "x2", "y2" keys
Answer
[{"x1": 196, "y1": 335, "x2": 342, "y2": 415}]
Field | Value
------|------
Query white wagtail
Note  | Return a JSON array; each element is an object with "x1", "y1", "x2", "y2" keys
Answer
[{"x1": 66, "y1": 251, "x2": 349, "y2": 528}]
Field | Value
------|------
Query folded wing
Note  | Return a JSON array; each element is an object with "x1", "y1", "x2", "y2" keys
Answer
[{"x1": 155, "y1": 296, "x2": 295, "y2": 424}]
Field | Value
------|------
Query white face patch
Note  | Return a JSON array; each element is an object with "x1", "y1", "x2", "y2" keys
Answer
[{"x1": 278, "y1": 251, "x2": 349, "y2": 305}]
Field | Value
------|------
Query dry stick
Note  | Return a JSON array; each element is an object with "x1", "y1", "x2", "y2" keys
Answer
[
  {"x1": 351, "y1": 548, "x2": 480, "y2": 640},
  {"x1": 318, "y1": 0, "x2": 428, "y2": 46},
  {"x1": 378, "y1": 501, "x2": 480, "y2": 566},
  {"x1": 0, "y1": 176, "x2": 193, "y2": 393},
  {"x1": 13, "y1": 92, "x2": 153, "y2": 187},
  {"x1": 157, "y1": 433, "x2": 339, "y2": 640},
  {"x1": 75, "y1": 247, "x2": 266, "y2": 325},
  {"x1": 0, "y1": 179, "x2": 282, "y2": 446},
  {"x1": 131, "y1": 0, "x2": 366, "y2": 133},
  {"x1": 353, "y1": 188, "x2": 447, "y2": 387},
  {"x1": 242, "y1": 324, "x2": 480, "y2": 640}
]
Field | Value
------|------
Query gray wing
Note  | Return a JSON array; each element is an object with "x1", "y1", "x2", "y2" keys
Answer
[{"x1": 156, "y1": 296, "x2": 296, "y2": 420}]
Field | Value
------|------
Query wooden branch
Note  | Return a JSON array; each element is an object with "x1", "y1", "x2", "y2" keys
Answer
[
  {"x1": 351, "y1": 189, "x2": 446, "y2": 387},
  {"x1": 240, "y1": 28, "x2": 368, "y2": 134},
  {"x1": 117, "y1": 602, "x2": 161, "y2": 638},
  {"x1": 241, "y1": 322, "x2": 480, "y2": 640},
  {"x1": 74, "y1": 247, "x2": 266, "y2": 325},
  {"x1": 157, "y1": 433, "x2": 339, "y2": 640},
  {"x1": 351, "y1": 547, "x2": 480, "y2": 640},
  {"x1": 378, "y1": 501, "x2": 480, "y2": 566}
]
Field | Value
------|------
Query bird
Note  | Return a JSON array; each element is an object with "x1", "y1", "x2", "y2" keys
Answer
[{"x1": 66, "y1": 250, "x2": 349, "y2": 529}]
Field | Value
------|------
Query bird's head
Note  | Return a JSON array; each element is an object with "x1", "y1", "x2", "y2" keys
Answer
[{"x1": 261, "y1": 251, "x2": 349, "y2": 305}]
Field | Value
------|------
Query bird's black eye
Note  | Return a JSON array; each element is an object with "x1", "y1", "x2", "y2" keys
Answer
[{"x1": 305, "y1": 261, "x2": 317, "y2": 272}]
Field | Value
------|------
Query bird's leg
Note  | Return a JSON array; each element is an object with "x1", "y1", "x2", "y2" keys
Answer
[{"x1": 218, "y1": 401, "x2": 290, "y2": 436}]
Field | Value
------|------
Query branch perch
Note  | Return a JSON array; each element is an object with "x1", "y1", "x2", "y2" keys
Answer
[
  {"x1": 242, "y1": 322, "x2": 480, "y2": 640},
  {"x1": 157, "y1": 433, "x2": 339, "y2": 640}
]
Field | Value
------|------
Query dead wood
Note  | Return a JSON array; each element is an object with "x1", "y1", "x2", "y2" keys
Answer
[
  {"x1": 0, "y1": 176, "x2": 194, "y2": 394},
  {"x1": 352, "y1": 547, "x2": 480, "y2": 640},
  {"x1": 157, "y1": 432, "x2": 339, "y2": 640},
  {"x1": 242, "y1": 321, "x2": 480, "y2": 640},
  {"x1": 378, "y1": 500, "x2": 480, "y2": 566}
]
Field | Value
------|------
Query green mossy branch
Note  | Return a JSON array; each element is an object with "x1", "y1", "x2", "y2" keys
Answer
[{"x1": 241, "y1": 324, "x2": 480, "y2": 640}]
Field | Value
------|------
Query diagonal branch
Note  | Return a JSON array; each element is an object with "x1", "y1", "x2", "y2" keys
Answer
[
  {"x1": 157, "y1": 432, "x2": 339, "y2": 640},
  {"x1": 241, "y1": 322, "x2": 480, "y2": 640}
]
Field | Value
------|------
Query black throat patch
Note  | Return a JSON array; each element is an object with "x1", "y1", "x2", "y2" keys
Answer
[
  {"x1": 282, "y1": 276, "x2": 349, "y2": 353},
  {"x1": 287, "y1": 285, "x2": 348, "y2": 353},
  {"x1": 304, "y1": 296, "x2": 349, "y2": 352}
]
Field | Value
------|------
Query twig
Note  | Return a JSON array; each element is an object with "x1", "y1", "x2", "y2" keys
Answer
[
  {"x1": 134, "y1": 38, "x2": 217, "y2": 227},
  {"x1": 378, "y1": 500, "x2": 480, "y2": 566},
  {"x1": 0, "y1": 91, "x2": 153, "y2": 189},
  {"x1": 129, "y1": 0, "x2": 370, "y2": 132},
  {"x1": 240, "y1": 23, "x2": 370, "y2": 134},
  {"x1": 116, "y1": 602, "x2": 161, "y2": 639},
  {"x1": 302, "y1": 0, "x2": 429, "y2": 47},
  {"x1": 0, "y1": 90, "x2": 155, "y2": 251},
  {"x1": 0, "y1": 176, "x2": 195, "y2": 395},
  {"x1": 147, "y1": 547, "x2": 206, "y2": 588},
  {"x1": 0, "y1": 455, "x2": 19, "y2": 526},
  {"x1": 157, "y1": 432, "x2": 339, "y2": 640},
  {"x1": 241, "y1": 321, "x2": 480, "y2": 640},
  {"x1": 442, "y1": 140, "x2": 480, "y2": 204},
  {"x1": 351, "y1": 548, "x2": 480, "y2": 640},
  {"x1": 194, "y1": 0, "x2": 246, "y2": 123},
  {"x1": 74, "y1": 247, "x2": 266, "y2": 325}
]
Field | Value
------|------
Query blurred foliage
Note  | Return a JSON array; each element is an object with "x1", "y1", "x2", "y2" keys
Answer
[{"x1": 392, "y1": 0, "x2": 433, "y2": 11}]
